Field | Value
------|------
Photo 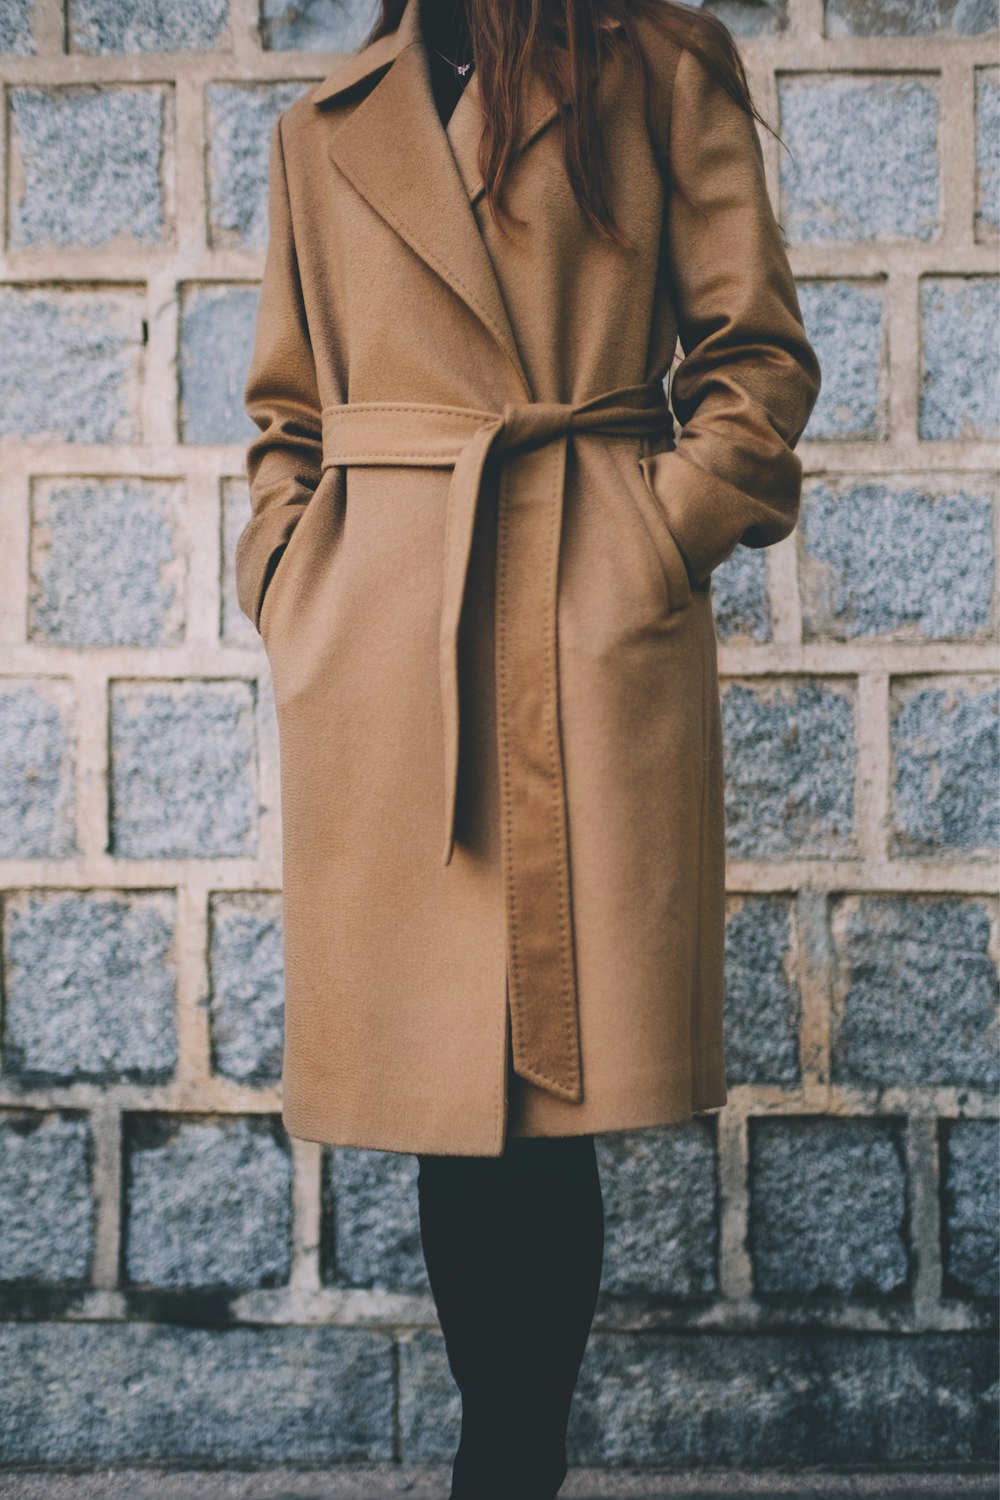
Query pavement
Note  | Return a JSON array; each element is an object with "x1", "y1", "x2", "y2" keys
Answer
[{"x1": 0, "y1": 1467, "x2": 996, "y2": 1499}]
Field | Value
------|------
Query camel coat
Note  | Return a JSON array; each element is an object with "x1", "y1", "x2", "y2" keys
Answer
[{"x1": 235, "y1": 0, "x2": 822, "y2": 1157}]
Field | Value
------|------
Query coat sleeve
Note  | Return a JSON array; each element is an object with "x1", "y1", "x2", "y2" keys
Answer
[
  {"x1": 235, "y1": 111, "x2": 324, "y2": 633},
  {"x1": 644, "y1": 40, "x2": 822, "y2": 587}
]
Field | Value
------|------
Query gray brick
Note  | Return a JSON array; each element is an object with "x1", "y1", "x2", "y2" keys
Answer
[
  {"x1": 826, "y1": 0, "x2": 999, "y2": 34},
  {"x1": 779, "y1": 75, "x2": 940, "y2": 244},
  {"x1": 0, "y1": 1321, "x2": 394, "y2": 1463},
  {"x1": 3, "y1": 890, "x2": 178, "y2": 1084},
  {"x1": 703, "y1": 0, "x2": 788, "y2": 37},
  {"x1": 0, "y1": 1111, "x2": 94, "y2": 1284},
  {"x1": 397, "y1": 1328, "x2": 461, "y2": 1462},
  {"x1": 69, "y1": 0, "x2": 229, "y2": 53},
  {"x1": 563, "y1": 1330, "x2": 997, "y2": 1466},
  {"x1": 0, "y1": 0, "x2": 36, "y2": 54},
  {"x1": 259, "y1": 0, "x2": 377, "y2": 52},
  {"x1": 920, "y1": 276, "x2": 1000, "y2": 440},
  {"x1": 124, "y1": 1115, "x2": 292, "y2": 1289},
  {"x1": 206, "y1": 82, "x2": 310, "y2": 250},
  {"x1": 321, "y1": 1145, "x2": 427, "y2": 1291},
  {"x1": 977, "y1": 67, "x2": 1000, "y2": 241},
  {"x1": 799, "y1": 477, "x2": 995, "y2": 642},
  {"x1": 109, "y1": 680, "x2": 258, "y2": 859},
  {"x1": 221, "y1": 478, "x2": 261, "y2": 648},
  {"x1": 890, "y1": 676, "x2": 999, "y2": 857},
  {"x1": 723, "y1": 896, "x2": 800, "y2": 1087},
  {"x1": 596, "y1": 1124, "x2": 719, "y2": 1299},
  {"x1": 749, "y1": 1116, "x2": 910, "y2": 1297},
  {"x1": 207, "y1": 892, "x2": 283, "y2": 1085},
  {"x1": 711, "y1": 545, "x2": 771, "y2": 642},
  {"x1": 0, "y1": 680, "x2": 76, "y2": 859},
  {"x1": 722, "y1": 678, "x2": 857, "y2": 859},
  {"x1": 179, "y1": 283, "x2": 259, "y2": 445},
  {"x1": 0, "y1": 286, "x2": 144, "y2": 444},
  {"x1": 30, "y1": 478, "x2": 185, "y2": 647},
  {"x1": 8, "y1": 86, "x2": 170, "y2": 250},
  {"x1": 797, "y1": 279, "x2": 888, "y2": 441},
  {"x1": 941, "y1": 1119, "x2": 1000, "y2": 1299},
  {"x1": 831, "y1": 895, "x2": 999, "y2": 1090}
]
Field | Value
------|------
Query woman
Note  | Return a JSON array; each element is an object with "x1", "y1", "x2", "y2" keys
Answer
[{"x1": 237, "y1": 0, "x2": 821, "y2": 1493}]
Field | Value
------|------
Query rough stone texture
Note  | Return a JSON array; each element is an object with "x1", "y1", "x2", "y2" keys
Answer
[
  {"x1": 723, "y1": 896, "x2": 801, "y2": 1087},
  {"x1": 221, "y1": 478, "x2": 264, "y2": 648},
  {"x1": 8, "y1": 86, "x2": 170, "y2": 250},
  {"x1": 0, "y1": 0, "x2": 36, "y2": 55},
  {"x1": 259, "y1": 0, "x2": 377, "y2": 52},
  {"x1": 207, "y1": 82, "x2": 311, "y2": 250},
  {"x1": 207, "y1": 892, "x2": 284, "y2": 1085},
  {"x1": 596, "y1": 1124, "x2": 719, "y2": 1299},
  {"x1": 826, "y1": 0, "x2": 1000, "y2": 35},
  {"x1": 399, "y1": 1327, "x2": 999, "y2": 1465},
  {"x1": 0, "y1": 286, "x2": 144, "y2": 443},
  {"x1": 976, "y1": 67, "x2": 1000, "y2": 240},
  {"x1": 321, "y1": 1147, "x2": 427, "y2": 1292},
  {"x1": 799, "y1": 477, "x2": 995, "y2": 641},
  {"x1": 890, "y1": 676, "x2": 999, "y2": 857},
  {"x1": 0, "y1": 680, "x2": 76, "y2": 859},
  {"x1": 830, "y1": 895, "x2": 999, "y2": 1090},
  {"x1": 941, "y1": 1118, "x2": 1000, "y2": 1299},
  {"x1": 779, "y1": 75, "x2": 940, "y2": 244},
  {"x1": 179, "y1": 283, "x2": 261, "y2": 444},
  {"x1": 748, "y1": 1116, "x2": 910, "y2": 1297},
  {"x1": 68, "y1": 0, "x2": 229, "y2": 53},
  {"x1": 29, "y1": 479, "x2": 185, "y2": 648},
  {"x1": 722, "y1": 679, "x2": 857, "y2": 858},
  {"x1": 124, "y1": 1115, "x2": 292, "y2": 1289},
  {"x1": 0, "y1": 1111, "x2": 94, "y2": 1284},
  {"x1": 2, "y1": 889, "x2": 178, "y2": 1085},
  {"x1": 710, "y1": 545, "x2": 771, "y2": 642},
  {"x1": 920, "y1": 276, "x2": 1000, "y2": 440},
  {"x1": 796, "y1": 278, "x2": 888, "y2": 441},
  {"x1": 0, "y1": 1322, "x2": 395, "y2": 1463},
  {"x1": 109, "y1": 680, "x2": 258, "y2": 859}
]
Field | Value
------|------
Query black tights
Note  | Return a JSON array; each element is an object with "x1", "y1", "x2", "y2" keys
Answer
[{"x1": 416, "y1": 1133, "x2": 605, "y2": 1500}]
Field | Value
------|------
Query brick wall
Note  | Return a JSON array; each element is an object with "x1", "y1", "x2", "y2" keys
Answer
[{"x1": 0, "y1": 0, "x2": 997, "y2": 1472}]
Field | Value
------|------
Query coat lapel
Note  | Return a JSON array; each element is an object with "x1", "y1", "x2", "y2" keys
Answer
[{"x1": 316, "y1": 0, "x2": 531, "y2": 396}]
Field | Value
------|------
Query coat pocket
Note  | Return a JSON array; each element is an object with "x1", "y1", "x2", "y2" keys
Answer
[{"x1": 629, "y1": 455, "x2": 693, "y2": 614}]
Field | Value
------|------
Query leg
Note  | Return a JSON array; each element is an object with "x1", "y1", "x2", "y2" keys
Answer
[{"x1": 416, "y1": 1132, "x2": 605, "y2": 1500}]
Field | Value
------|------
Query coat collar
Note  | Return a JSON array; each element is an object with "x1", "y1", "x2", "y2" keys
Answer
[{"x1": 312, "y1": 0, "x2": 622, "y2": 397}]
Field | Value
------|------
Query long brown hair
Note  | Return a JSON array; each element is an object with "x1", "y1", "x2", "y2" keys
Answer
[{"x1": 360, "y1": 0, "x2": 781, "y2": 252}]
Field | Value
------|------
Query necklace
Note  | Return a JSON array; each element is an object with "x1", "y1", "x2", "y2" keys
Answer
[{"x1": 433, "y1": 44, "x2": 474, "y2": 77}]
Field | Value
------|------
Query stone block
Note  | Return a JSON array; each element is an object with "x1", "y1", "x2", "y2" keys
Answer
[
  {"x1": 796, "y1": 279, "x2": 888, "y2": 441},
  {"x1": 830, "y1": 895, "x2": 999, "y2": 1090},
  {"x1": 179, "y1": 283, "x2": 260, "y2": 445},
  {"x1": 723, "y1": 895, "x2": 800, "y2": 1086},
  {"x1": 8, "y1": 85, "x2": 171, "y2": 249},
  {"x1": 0, "y1": 1111, "x2": 94, "y2": 1284},
  {"x1": 779, "y1": 75, "x2": 940, "y2": 244},
  {"x1": 799, "y1": 476, "x2": 995, "y2": 641},
  {"x1": 3, "y1": 889, "x2": 178, "y2": 1084},
  {"x1": 748, "y1": 1115, "x2": 910, "y2": 1297},
  {"x1": 207, "y1": 892, "x2": 283, "y2": 1085},
  {"x1": 722, "y1": 678, "x2": 857, "y2": 858},
  {"x1": 597, "y1": 1123, "x2": 719, "y2": 1299},
  {"x1": 123, "y1": 1114, "x2": 292, "y2": 1289},
  {"x1": 890, "y1": 675, "x2": 999, "y2": 857},
  {"x1": 321, "y1": 1146, "x2": 427, "y2": 1291},
  {"x1": 920, "y1": 276, "x2": 1000, "y2": 440},
  {"x1": 0, "y1": 680, "x2": 76, "y2": 859},
  {"x1": 109, "y1": 679, "x2": 258, "y2": 859},
  {"x1": 941, "y1": 1118, "x2": 1000, "y2": 1299},
  {"x1": 29, "y1": 478, "x2": 185, "y2": 647},
  {"x1": 68, "y1": 0, "x2": 229, "y2": 52},
  {"x1": 206, "y1": 82, "x2": 310, "y2": 250},
  {"x1": 0, "y1": 285, "x2": 144, "y2": 444}
]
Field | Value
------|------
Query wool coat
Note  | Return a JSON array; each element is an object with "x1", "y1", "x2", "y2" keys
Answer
[{"x1": 235, "y1": 0, "x2": 822, "y2": 1157}]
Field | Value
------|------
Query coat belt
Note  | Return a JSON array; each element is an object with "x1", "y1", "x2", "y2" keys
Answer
[{"x1": 320, "y1": 379, "x2": 674, "y2": 1102}]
